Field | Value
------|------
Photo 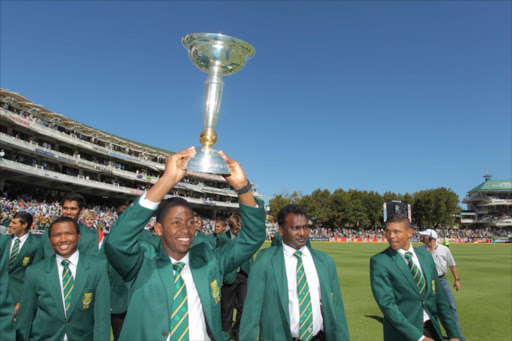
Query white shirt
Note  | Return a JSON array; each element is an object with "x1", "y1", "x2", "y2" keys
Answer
[
  {"x1": 167, "y1": 253, "x2": 210, "y2": 341},
  {"x1": 397, "y1": 246, "x2": 429, "y2": 341},
  {"x1": 56, "y1": 250, "x2": 79, "y2": 341},
  {"x1": 10, "y1": 233, "x2": 29, "y2": 257},
  {"x1": 419, "y1": 243, "x2": 455, "y2": 277},
  {"x1": 282, "y1": 243, "x2": 323, "y2": 338},
  {"x1": 139, "y1": 193, "x2": 210, "y2": 341}
]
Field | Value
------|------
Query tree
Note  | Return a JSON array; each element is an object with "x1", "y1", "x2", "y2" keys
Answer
[
  {"x1": 412, "y1": 188, "x2": 459, "y2": 228},
  {"x1": 296, "y1": 189, "x2": 331, "y2": 227},
  {"x1": 268, "y1": 192, "x2": 300, "y2": 220}
]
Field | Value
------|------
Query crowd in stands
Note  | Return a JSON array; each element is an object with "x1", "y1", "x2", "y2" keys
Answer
[{"x1": 1, "y1": 194, "x2": 510, "y2": 240}]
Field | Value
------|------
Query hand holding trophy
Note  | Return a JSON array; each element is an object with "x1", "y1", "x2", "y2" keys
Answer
[{"x1": 182, "y1": 33, "x2": 255, "y2": 174}]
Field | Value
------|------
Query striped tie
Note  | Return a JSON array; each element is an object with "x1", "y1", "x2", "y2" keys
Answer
[
  {"x1": 170, "y1": 262, "x2": 189, "y2": 341},
  {"x1": 61, "y1": 259, "x2": 74, "y2": 314},
  {"x1": 294, "y1": 251, "x2": 313, "y2": 341},
  {"x1": 404, "y1": 252, "x2": 426, "y2": 296},
  {"x1": 9, "y1": 238, "x2": 20, "y2": 270}
]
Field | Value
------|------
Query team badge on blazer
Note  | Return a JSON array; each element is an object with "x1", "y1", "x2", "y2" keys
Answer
[
  {"x1": 432, "y1": 280, "x2": 436, "y2": 295},
  {"x1": 210, "y1": 280, "x2": 220, "y2": 304},
  {"x1": 22, "y1": 257, "x2": 30, "y2": 266},
  {"x1": 82, "y1": 293, "x2": 93, "y2": 309}
]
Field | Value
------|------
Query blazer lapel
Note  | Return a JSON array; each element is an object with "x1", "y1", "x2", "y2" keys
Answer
[
  {"x1": 272, "y1": 247, "x2": 290, "y2": 324},
  {"x1": 393, "y1": 250, "x2": 422, "y2": 298},
  {"x1": 46, "y1": 257, "x2": 67, "y2": 321},
  {"x1": 189, "y1": 252, "x2": 213, "y2": 330},
  {"x1": 156, "y1": 247, "x2": 174, "y2": 321},
  {"x1": 415, "y1": 248, "x2": 432, "y2": 295},
  {"x1": 67, "y1": 255, "x2": 89, "y2": 319}
]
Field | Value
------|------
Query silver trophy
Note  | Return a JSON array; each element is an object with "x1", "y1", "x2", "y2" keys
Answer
[{"x1": 182, "y1": 33, "x2": 255, "y2": 174}]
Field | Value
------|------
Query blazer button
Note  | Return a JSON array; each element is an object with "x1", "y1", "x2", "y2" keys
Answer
[{"x1": 162, "y1": 331, "x2": 168, "y2": 336}]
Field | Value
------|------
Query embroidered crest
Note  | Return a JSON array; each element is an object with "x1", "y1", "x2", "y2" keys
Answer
[
  {"x1": 82, "y1": 293, "x2": 93, "y2": 309},
  {"x1": 22, "y1": 257, "x2": 30, "y2": 266},
  {"x1": 432, "y1": 280, "x2": 436, "y2": 295},
  {"x1": 331, "y1": 291, "x2": 334, "y2": 301},
  {"x1": 211, "y1": 280, "x2": 220, "y2": 304}
]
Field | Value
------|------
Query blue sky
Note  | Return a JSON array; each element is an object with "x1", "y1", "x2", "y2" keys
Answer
[{"x1": 1, "y1": 1, "x2": 510, "y2": 204}]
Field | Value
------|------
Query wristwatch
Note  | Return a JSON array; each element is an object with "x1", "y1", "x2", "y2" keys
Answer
[
  {"x1": 455, "y1": 277, "x2": 460, "y2": 281},
  {"x1": 234, "y1": 180, "x2": 252, "y2": 195}
]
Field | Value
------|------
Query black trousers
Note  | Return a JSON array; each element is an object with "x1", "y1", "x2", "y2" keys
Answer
[
  {"x1": 221, "y1": 272, "x2": 248, "y2": 340},
  {"x1": 424, "y1": 320, "x2": 442, "y2": 341},
  {"x1": 111, "y1": 311, "x2": 127, "y2": 341}
]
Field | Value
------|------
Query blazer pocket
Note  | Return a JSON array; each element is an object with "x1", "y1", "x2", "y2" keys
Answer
[{"x1": 78, "y1": 289, "x2": 95, "y2": 311}]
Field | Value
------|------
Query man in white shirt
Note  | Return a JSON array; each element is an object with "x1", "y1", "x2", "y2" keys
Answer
[
  {"x1": 105, "y1": 147, "x2": 266, "y2": 341},
  {"x1": 15, "y1": 217, "x2": 110, "y2": 341},
  {"x1": 370, "y1": 214, "x2": 460, "y2": 341},
  {"x1": 419, "y1": 229, "x2": 466, "y2": 341},
  {"x1": 240, "y1": 204, "x2": 349, "y2": 341}
]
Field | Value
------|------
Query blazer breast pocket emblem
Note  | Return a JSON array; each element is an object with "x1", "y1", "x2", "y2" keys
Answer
[
  {"x1": 211, "y1": 280, "x2": 220, "y2": 304},
  {"x1": 22, "y1": 257, "x2": 30, "y2": 266},
  {"x1": 82, "y1": 293, "x2": 93, "y2": 309},
  {"x1": 432, "y1": 280, "x2": 436, "y2": 295}
]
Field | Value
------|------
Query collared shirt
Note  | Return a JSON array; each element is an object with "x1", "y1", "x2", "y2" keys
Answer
[
  {"x1": 397, "y1": 246, "x2": 429, "y2": 341},
  {"x1": 282, "y1": 243, "x2": 323, "y2": 338},
  {"x1": 167, "y1": 253, "x2": 210, "y2": 341},
  {"x1": 56, "y1": 250, "x2": 79, "y2": 341},
  {"x1": 10, "y1": 233, "x2": 29, "y2": 257},
  {"x1": 419, "y1": 243, "x2": 455, "y2": 277}
]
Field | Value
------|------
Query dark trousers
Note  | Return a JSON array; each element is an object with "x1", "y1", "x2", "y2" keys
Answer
[
  {"x1": 221, "y1": 272, "x2": 248, "y2": 340},
  {"x1": 424, "y1": 320, "x2": 442, "y2": 341},
  {"x1": 111, "y1": 311, "x2": 127, "y2": 341}
]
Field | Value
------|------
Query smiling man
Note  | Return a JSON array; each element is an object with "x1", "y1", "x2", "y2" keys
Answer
[
  {"x1": 240, "y1": 204, "x2": 349, "y2": 341},
  {"x1": 105, "y1": 147, "x2": 266, "y2": 341},
  {"x1": 35, "y1": 193, "x2": 100, "y2": 259},
  {"x1": 370, "y1": 214, "x2": 460, "y2": 341},
  {"x1": 0, "y1": 212, "x2": 40, "y2": 320},
  {"x1": 16, "y1": 217, "x2": 110, "y2": 341}
]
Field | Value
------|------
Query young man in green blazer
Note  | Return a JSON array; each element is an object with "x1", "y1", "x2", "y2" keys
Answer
[
  {"x1": 0, "y1": 242, "x2": 15, "y2": 340},
  {"x1": 0, "y1": 211, "x2": 40, "y2": 320},
  {"x1": 16, "y1": 217, "x2": 111, "y2": 341},
  {"x1": 240, "y1": 204, "x2": 349, "y2": 341},
  {"x1": 104, "y1": 147, "x2": 266, "y2": 341},
  {"x1": 370, "y1": 214, "x2": 460, "y2": 341},
  {"x1": 35, "y1": 192, "x2": 100, "y2": 259}
]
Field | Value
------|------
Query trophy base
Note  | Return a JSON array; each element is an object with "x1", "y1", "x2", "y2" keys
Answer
[{"x1": 186, "y1": 146, "x2": 230, "y2": 175}]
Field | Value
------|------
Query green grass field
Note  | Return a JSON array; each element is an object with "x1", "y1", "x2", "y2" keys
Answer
[{"x1": 257, "y1": 242, "x2": 512, "y2": 341}]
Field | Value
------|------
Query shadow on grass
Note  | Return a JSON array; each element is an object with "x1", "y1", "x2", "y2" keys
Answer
[{"x1": 365, "y1": 315, "x2": 384, "y2": 325}]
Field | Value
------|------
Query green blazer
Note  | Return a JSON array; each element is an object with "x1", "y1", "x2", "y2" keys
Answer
[
  {"x1": 15, "y1": 252, "x2": 111, "y2": 341},
  {"x1": 0, "y1": 245, "x2": 15, "y2": 341},
  {"x1": 239, "y1": 245, "x2": 350, "y2": 341},
  {"x1": 225, "y1": 230, "x2": 253, "y2": 279},
  {"x1": 35, "y1": 222, "x2": 100, "y2": 259},
  {"x1": 104, "y1": 196, "x2": 266, "y2": 341},
  {"x1": 101, "y1": 234, "x2": 129, "y2": 315},
  {"x1": 1, "y1": 233, "x2": 40, "y2": 304},
  {"x1": 370, "y1": 247, "x2": 459, "y2": 341}
]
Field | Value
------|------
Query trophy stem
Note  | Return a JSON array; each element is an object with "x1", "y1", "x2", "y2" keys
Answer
[{"x1": 203, "y1": 67, "x2": 224, "y2": 135}]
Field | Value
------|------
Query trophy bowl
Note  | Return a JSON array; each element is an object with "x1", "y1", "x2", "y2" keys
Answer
[{"x1": 182, "y1": 33, "x2": 255, "y2": 174}]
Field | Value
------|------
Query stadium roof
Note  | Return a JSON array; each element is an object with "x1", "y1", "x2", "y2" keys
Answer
[
  {"x1": 469, "y1": 180, "x2": 512, "y2": 193},
  {"x1": 1, "y1": 88, "x2": 174, "y2": 155}
]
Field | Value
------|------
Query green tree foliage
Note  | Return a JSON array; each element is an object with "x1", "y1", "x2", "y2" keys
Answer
[{"x1": 270, "y1": 187, "x2": 460, "y2": 229}]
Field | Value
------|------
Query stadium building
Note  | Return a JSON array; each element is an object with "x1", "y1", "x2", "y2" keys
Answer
[
  {"x1": 460, "y1": 174, "x2": 512, "y2": 228},
  {"x1": 0, "y1": 89, "x2": 266, "y2": 218}
]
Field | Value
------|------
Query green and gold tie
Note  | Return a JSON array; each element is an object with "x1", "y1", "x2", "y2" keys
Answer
[
  {"x1": 404, "y1": 252, "x2": 426, "y2": 296},
  {"x1": 9, "y1": 238, "x2": 20, "y2": 270},
  {"x1": 170, "y1": 262, "x2": 189, "y2": 341},
  {"x1": 61, "y1": 259, "x2": 74, "y2": 314},
  {"x1": 294, "y1": 251, "x2": 313, "y2": 341}
]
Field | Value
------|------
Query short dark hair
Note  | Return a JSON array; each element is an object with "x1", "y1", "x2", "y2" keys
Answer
[
  {"x1": 386, "y1": 213, "x2": 410, "y2": 226},
  {"x1": 62, "y1": 192, "x2": 86, "y2": 210},
  {"x1": 14, "y1": 212, "x2": 33, "y2": 230},
  {"x1": 215, "y1": 217, "x2": 226, "y2": 227},
  {"x1": 116, "y1": 205, "x2": 128, "y2": 216},
  {"x1": 48, "y1": 217, "x2": 80, "y2": 235},
  {"x1": 278, "y1": 204, "x2": 307, "y2": 227},
  {"x1": 228, "y1": 214, "x2": 241, "y2": 229},
  {"x1": 155, "y1": 197, "x2": 193, "y2": 223}
]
